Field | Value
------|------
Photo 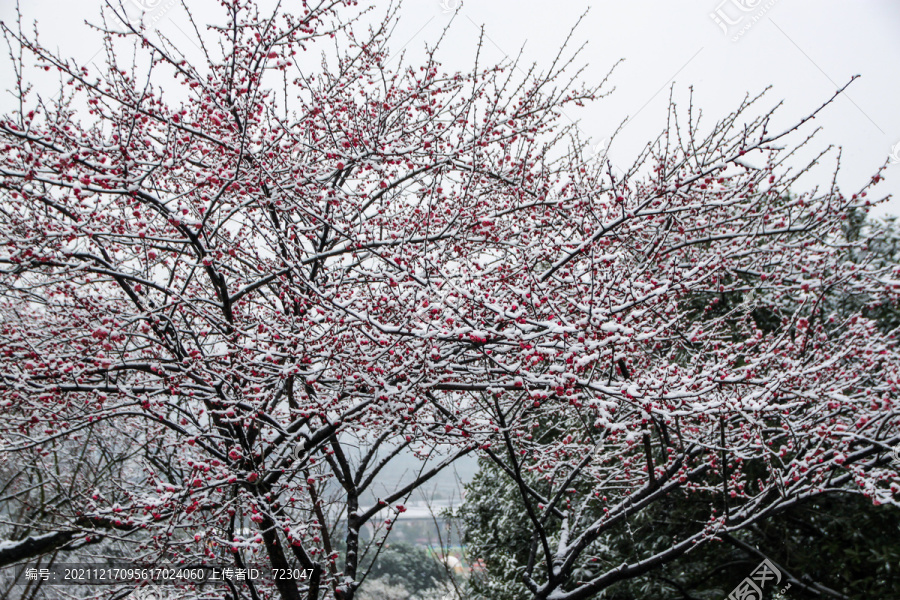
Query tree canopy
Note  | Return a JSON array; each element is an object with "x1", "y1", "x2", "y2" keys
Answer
[{"x1": 0, "y1": 2, "x2": 898, "y2": 599}]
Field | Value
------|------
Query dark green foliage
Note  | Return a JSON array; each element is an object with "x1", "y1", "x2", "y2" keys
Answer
[
  {"x1": 359, "y1": 542, "x2": 445, "y2": 594},
  {"x1": 462, "y1": 457, "x2": 900, "y2": 599},
  {"x1": 460, "y1": 458, "x2": 542, "y2": 600}
]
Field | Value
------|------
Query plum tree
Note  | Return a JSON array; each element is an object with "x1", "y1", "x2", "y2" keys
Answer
[{"x1": 0, "y1": 1, "x2": 897, "y2": 599}]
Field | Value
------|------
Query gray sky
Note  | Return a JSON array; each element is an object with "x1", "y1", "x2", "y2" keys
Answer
[{"x1": 3, "y1": 0, "x2": 899, "y2": 217}]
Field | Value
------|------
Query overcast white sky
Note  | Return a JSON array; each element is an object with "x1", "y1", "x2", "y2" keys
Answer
[{"x1": 3, "y1": 0, "x2": 899, "y2": 217}]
